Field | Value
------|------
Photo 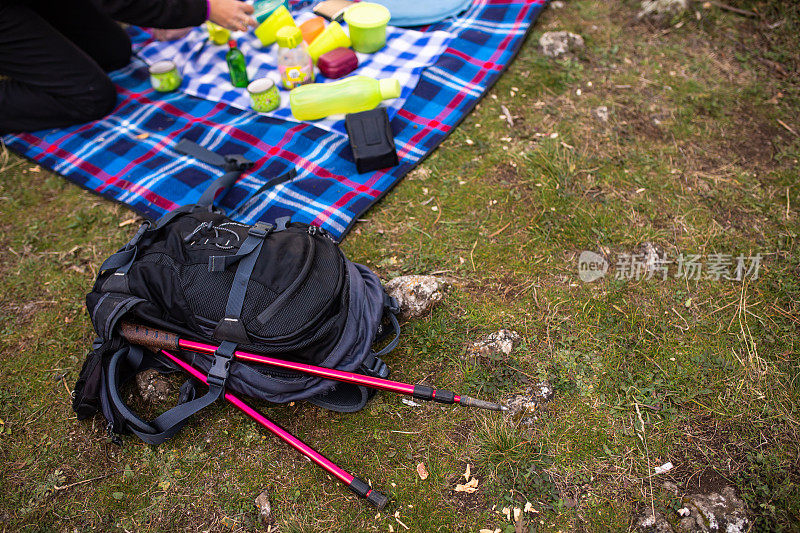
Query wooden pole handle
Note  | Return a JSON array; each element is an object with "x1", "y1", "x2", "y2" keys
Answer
[{"x1": 118, "y1": 322, "x2": 181, "y2": 352}]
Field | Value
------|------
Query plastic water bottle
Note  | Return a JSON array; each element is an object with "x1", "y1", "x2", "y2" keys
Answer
[
  {"x1": 226, "y1": 40, "x2": 249, "y2": 88},
  {"x1": 276, "y1": 26, "x2": 314, "y2": 90},
  {"x1": 289, "y1": 76, "x2": 401, "y2": 121}
]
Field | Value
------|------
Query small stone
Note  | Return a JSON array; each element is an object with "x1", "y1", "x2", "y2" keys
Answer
[
  {"x1": 539, "y1": 31, "x2": 584, "y2": 58},
  {"x1": 638, "y1": 0, "x2": 688, "y2": 21},
  {"x1": 550, "y1": 0, "x2": 565, "y2": 7},
  {"x1": 593, "y1": 106, "x2": 610, "y2": 122},
  {"x1": 464, "y1": 329, "x2": 521, "y2": 360},
  {"x1": 639, "y1": 242, "x2": 665, "y2": 274},
  {"x1": 663, "y1": 481, "x2": 679, "y2": 494},
  {"x1": 504, "y1": 382, "x2": 554, "y2": 426},
  {"x1": 385, "y1": 275, "x2": 450, "y2": 319},
  {"x1": 637, "y1": 511, "x2": 673, "y2": 533},
  {"x1": 135, "y1": 369, "x2": 172, "y2": 403},
  {"x1": 254, "y1": 489, "x2": 274, "y2": 528}
]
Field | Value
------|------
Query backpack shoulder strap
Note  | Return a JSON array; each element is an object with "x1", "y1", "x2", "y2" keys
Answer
[{"x1": 105, "y1": 342, "x2": 237, "y2": 445}]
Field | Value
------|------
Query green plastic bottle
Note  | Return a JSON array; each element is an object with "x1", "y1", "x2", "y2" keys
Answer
[
  {"x1": 289, "y1": 76, "x2": 401, "y2": 121},
  {"x1": 226, "y1": 40, "x2": 249, "y2": 88}
]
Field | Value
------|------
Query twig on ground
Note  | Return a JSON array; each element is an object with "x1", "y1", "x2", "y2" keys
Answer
[
  {"x1": 487, "y1": 221, "x2": 511, "y2": 238},
  {"x1": 54, "y1": 471, "x2": 121, "y2": 492},
  {"x1": 470, "y1": 238, "x2": 478, "y2": 270},
  {"x1": 708, "y1": 1, "x2": 757, "y2": 18},
  {"x1": 777, "y1": 119, "x2": 798, "y2": 137}
]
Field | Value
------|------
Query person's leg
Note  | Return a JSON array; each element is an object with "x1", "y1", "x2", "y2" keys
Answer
[
  {"x1": 30, "y1": 0, "x2": 133, "y2": 72},
  {"x1": 0, "y1": 2, "x2": 118, "y2": 133}
]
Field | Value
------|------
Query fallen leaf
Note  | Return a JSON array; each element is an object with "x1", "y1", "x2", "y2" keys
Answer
[
  {"x1": 416, "y1": 463, "x2": 428, "y2": 480},
  {"x1": 136, "y1": 133, "x2": 150, "y2": 140},
  {"x1": 463, "y1": 463, "x2": 471, "y2": 481},
  {"x1": 454, "y1": 477, "x2": 479, "y2": 493},
  {"x1": 654, "y1": 462, "x2": 674, "y2": 475},
  {"x1": 119, "y1": 218, "x2": 139, "y2": 227}
]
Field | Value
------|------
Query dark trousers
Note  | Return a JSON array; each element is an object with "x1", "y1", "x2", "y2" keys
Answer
[{"x1": 0, "y1": 0, "x2": 133, "y2": 133}]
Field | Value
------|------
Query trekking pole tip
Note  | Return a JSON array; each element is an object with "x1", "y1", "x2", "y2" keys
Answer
[
  {"x1": 458, "y1": 395, "x2": 507, "y2": 412},
  {"x1": 367, "y1": 489, "x2": 389, "y2": 510}
]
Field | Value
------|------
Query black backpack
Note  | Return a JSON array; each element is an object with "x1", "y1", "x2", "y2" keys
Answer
[{"x1": 72, "y1": 140, "x2": 400, "y2": 445}]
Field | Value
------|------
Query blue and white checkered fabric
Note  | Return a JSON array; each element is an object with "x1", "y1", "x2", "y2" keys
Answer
[
  {"x1": 137, "y1": 7, "x2": 452, "y2": 134},
  {"x1": 4, "y1": 0, "x2": 549, "y2": 241}
]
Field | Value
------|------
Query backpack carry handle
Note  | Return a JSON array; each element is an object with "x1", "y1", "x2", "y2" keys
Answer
[{"x1": 174, "y1": 139, "x2": 254, "y2": 208}]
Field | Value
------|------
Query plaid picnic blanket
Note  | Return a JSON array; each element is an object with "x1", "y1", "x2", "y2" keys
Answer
[
  {"x1": 3, "y1": 0, "x2": 548, "y2": 241},
  {"x1": 138, "y1": 8, "x2": 453, "y2": 134}
]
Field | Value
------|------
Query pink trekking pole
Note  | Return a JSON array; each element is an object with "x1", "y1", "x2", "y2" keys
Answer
[
  {"x1": 159, "y1": 348, "x2": 389, "y2": 509},
  {"x1": 119, "y1": 322, "x2": 506, "y2": 411}
]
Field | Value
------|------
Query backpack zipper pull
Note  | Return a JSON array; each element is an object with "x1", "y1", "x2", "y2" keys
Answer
[{"x1": 184, "y1": 220, "x2": 213, "y2": 243}]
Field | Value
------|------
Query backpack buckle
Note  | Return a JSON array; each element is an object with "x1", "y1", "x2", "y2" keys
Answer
[
  {"x1": 207, "y1": 341, "x2": 236, "y2": 392},
  {"x1": 361, "y1": 353, "x2": 390, "y2": 379},
  {"x1": 223, "y1": 154, "x2": 254, "y2": 172},
  {"x1": 247, "y1": 222, "x2": 273, "y2": 239}
]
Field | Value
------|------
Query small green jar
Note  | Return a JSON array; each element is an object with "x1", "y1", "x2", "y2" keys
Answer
[
  {"x1": 247, "y1": 78, "x2": 281, "y2": 113},
  {"x1": 149, "y1": 60, "x2": 182, "y2": 92}
]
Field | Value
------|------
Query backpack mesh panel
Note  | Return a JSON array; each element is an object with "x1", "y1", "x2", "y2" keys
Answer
[{"x1": 179, "y1": 263, "x2": 235, "y2": 322}]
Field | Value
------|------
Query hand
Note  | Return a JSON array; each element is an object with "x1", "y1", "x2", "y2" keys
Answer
[
  {"x1": 151, "y1": 27, "x2": 193, "y2": 41},
  {"x1": 208, "y1": 0, "x2": 257, "y2": 32}
]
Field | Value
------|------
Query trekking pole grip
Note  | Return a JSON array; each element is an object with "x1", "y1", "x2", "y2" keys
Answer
[{"x1": 118, "y1": 322, "x2": 181, "y2": 352}]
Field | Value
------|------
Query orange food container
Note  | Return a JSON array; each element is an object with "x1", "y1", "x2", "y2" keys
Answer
[{"x1": 299, "y1": 17, "x2": 326, "y2": 44}]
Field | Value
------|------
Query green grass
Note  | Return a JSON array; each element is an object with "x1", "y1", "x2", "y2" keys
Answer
[{"x1": 2, "y1": 1, "x2": 800, "y2": 531}]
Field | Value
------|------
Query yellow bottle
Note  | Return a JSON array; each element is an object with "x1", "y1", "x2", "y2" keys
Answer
[{"x1": 289, "y1": 76, "x2": 401, "y2": 121}]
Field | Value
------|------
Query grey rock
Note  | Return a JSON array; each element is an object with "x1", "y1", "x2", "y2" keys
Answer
[
  {"x1": 680, "y1": 487, "x2": 749, "y2": 532},
  {"x1": 465, "y1": 329, "x2": 521, "y2": 360},
  {"x1": 594, "y1": 105, "x2": 610, "y2": 122},
  {"x1": 504, "y1": 382, "x2": 554, "y2": 425},
  {"x1": 135, "y1": 369, "x2": 172, "y2": 403},
  {"x1": 254, "y1": 489, "x2": 275, "y2": 530},
  {"x1": 539, "y1": 31, "x2": 584, "y2": 58},
  {"x1": 638, "y1": 0, "x2": 688, "y2": 21},
  {"x1": 637, "y1": 486, "x2": 750, "y2": 533},
  {"x1": 384, "y1": 275, "x2": 449, "y2": 319}
]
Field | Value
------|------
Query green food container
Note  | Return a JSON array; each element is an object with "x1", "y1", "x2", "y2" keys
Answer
[
  {"x1": 343, "y1": 2, "x2": 391, "y2": 54},
  {"x1": 149, "y1": 60, "x2": 182, "y2": 92},
  {"x1": 247, "y1": 78, "x2": 280, "y2": 113}
]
